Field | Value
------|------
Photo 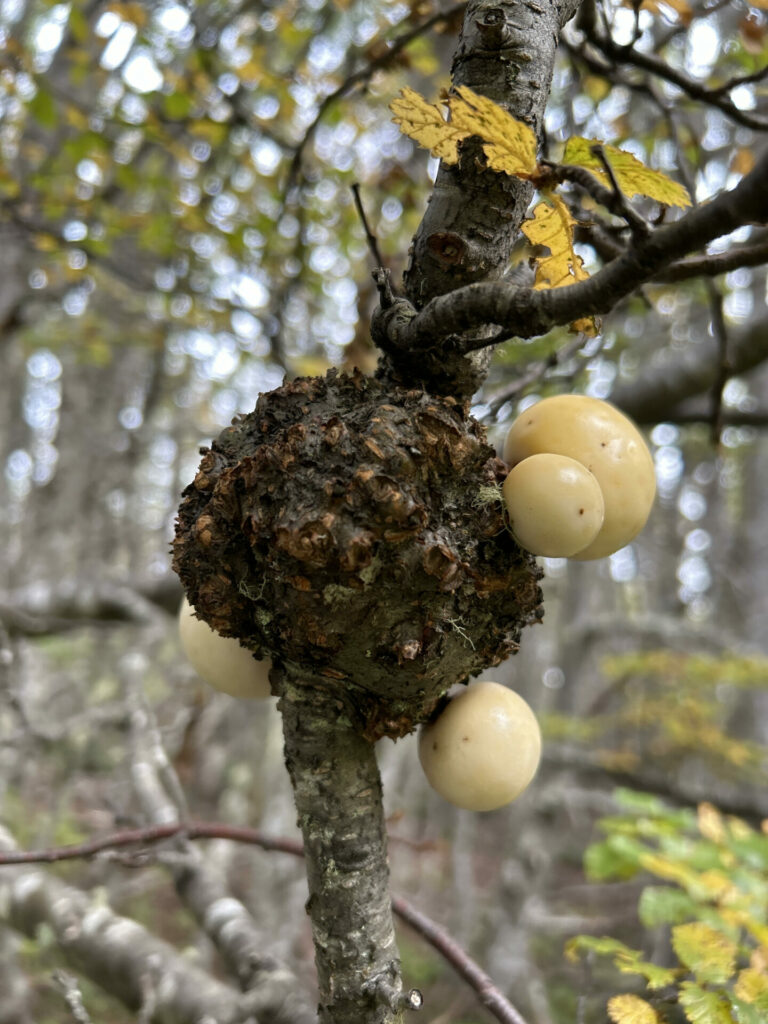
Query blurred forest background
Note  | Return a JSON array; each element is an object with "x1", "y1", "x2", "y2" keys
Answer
[{"x1": 1, "y1": 0, "x2": 768, "y2": 1022}]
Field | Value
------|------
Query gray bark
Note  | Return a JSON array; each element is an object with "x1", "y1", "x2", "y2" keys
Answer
[
  {"x1": 375, "y1": 146, "x2": 768, "y2": 360},
  {"x1": 280, "y1": 675, "x2": 411, "y2": 1024},
  {"x1": 395, "y1": 0, "x2": 583, "y2": 396}
]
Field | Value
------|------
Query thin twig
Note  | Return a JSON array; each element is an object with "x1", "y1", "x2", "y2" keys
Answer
[
  {"x1": 487, "y1": 332, "x2": 600, "y2": 416},
  {"x1": 392, "y1": 895, "x2": 531, "y2": 1024},
  {"x1": 0, "y1": 823, "x2": 531, "y2": 1024},
  {"x1": 53, "y1": 970, "x2": 93, "y2": 1024},
  {"x1": 589, "y1": 144, "x2": 650, "y2": 238},
  {"x1": 351, "y1": 183, "x2": 386, "y2": 270},
  {"x1": 285, "y1": 3, "x2": 468, "y2": 194},
  {"x1": 706, "y1": 280, "x2": 730, "y2": 445},
  {"x1": 581, "y1": 28, "x2": 768, "y2": 132},
  {"x1": 0, "y1": 822, "x2": 303, "y2": 864}
]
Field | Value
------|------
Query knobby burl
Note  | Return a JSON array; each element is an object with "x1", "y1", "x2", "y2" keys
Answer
[{"x1": 173, "y1": 369, "x2": 542, "y2": 740}]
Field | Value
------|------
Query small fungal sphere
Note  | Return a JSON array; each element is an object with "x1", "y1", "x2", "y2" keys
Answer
[
  {"x1": 502, "y1": 453, "x2": 605, "y2": 558},
  {"x1": 178, "y1": 598, "x2": 272, "y2": 699},
  {"x1": 418, "y1": 681, "x2": 542, "y2": 811},
  {"x1": 503, "y1": 395, "x2": 656, "y2": 560}
]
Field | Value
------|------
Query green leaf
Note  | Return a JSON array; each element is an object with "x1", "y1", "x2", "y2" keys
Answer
[
  {"x1": 29, "y1": 88, "x2": 57, "y2": 129},
  {"x1": 585, "y1": 834, "x2": 651, "y2": 881},
  {"x1": 727, "y1": 995, "x2": 767, "y2": 1024},
  {"x1": 733, "y1": 967, "x2": 768, "y2": 1007},
  {"x1": 672, "y1": 923, "x2": 738, "y2": 985},
  {"x1": 163, "y1": 93, "x2": 194, "y2": 120},
  {"x1": 638, "y1": 886, "x2": 701, "y2": 928},
  {"x1": 678, "y1": 982, "x2": 737, "y2": 1024}
]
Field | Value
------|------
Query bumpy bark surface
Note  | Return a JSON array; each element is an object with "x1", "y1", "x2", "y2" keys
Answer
[
  {"x1": 173, "y1": 369, "x2": 542, "y2": 741},
  {"x1": 384, "y1": 0, "x2": 583, "y2": 397},
  {"x1": 280, "y1": 678, "x2": 405, "y2": 1024}
]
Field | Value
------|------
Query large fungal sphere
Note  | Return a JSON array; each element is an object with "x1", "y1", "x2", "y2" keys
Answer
[
  {"x1": 179, "y1": 598, "x2": 272, "y2": 698},
  {"x1": 503, "y1": 395, "x2": 656, "y2": 560},
  {"x1": 502, "y1": 453, "x2": 604, "y2": 558},
  {"x1": 418, "y1": 681, "x2": 542, "y2": 811},
  {"x1": 173, "y1": 370, "x2": 543, "y2": 740}
]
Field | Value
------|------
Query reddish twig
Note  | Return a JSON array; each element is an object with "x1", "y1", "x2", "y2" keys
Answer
[
  {"x1": 0, "y1": 821, "x2": 531, "y2": 1024},
  {"x1": 392, "y1": 895, "x2": 530, "y2": 1024},
  {"x1": 0, "y1": 822, "x2": 304, "y2": 864}
]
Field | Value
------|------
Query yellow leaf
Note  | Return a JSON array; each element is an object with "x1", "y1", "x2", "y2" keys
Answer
[
  {"x1": 390, "y1": 87, "x2": 463, "y2": 163},
  {"x1": 449, "y1": 86, "x2": 537, "y2": 177},
  {"x1": 730, "y1": 146, "x2": 756, "y2": 177},
  {"x1": 563, "y1": 136, "x2": 691, "y2": 208},
  {"x1": 607, "y1": 994, "x2": 662, "y2": 1024},
  {"x1": 734, "y1": 967, "x2": 768, "y2": 1003},
  {"x1": 570, "y1": 316, "x2": 599, "y2": 337},
  {"x1": 697, "y1": 802, "x2": 726, "y2": 843},
  {"x1": 672, "y1": 922, "x2": 738, "y2": 985},
  {"x1": 521, "y1": 193, "x2": 589, "y2": 290},
  {"x1": 33, "y1": 233, "x2": 59, "y2": 252}
]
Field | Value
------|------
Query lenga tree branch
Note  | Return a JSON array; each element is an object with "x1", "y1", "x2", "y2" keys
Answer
[
  {"x1": 581, "y1": 28, "x2": 768, "y2": 133},
  {"x1": 389, "y1": 0, "x2": 584, "y2": 397},
  {"x1": 373, "y1": 148, "x2": 768, "y2": 360},
  {"x1": 0, "y1": 821, "x2": 531, "y2": 1024},
  {"x1": 279, "y1": 674, "x2": 409, "y2": 1024},
  {"x1": 0, "y1": 828, "x2": 265, "y2": 1024}
]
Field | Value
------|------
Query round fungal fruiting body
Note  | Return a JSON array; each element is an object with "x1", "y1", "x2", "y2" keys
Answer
[
  {"x1": 418, "y1": 681, "x2": 542, "y2": 811},
  {"x1": 178, "y1": 598, "x2": 272, "y2": 698},
  {"x1": 503, "y1": 395, "x2": 656, "y2": 560},
  {"x1": 502, "y1": 453, "x2": 605, "y2": 558}
]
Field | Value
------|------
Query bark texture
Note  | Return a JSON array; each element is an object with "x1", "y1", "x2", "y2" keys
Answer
[
  {"x1": 174, "y1": 370, "x2": 542, "y2": 740},
  {"x1": 280, "y1": 678, "x2": 414, "y2": 1024},
  {"x1": 387, "y1": 0, "x2": 583, "y2": 396}
]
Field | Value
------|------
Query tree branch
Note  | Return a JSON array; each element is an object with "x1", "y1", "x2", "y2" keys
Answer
[
  {"x1": 392, "y1": 895, "x2": 530, "y2": 1024},
  {"x1": 0, "y1": 827, "x2": 269, "y2": 1024},
  {"x1": 279, "y1": 673, "x2": 411, "y2": 1024},
  {"x1": 125, "y1": 688, "x2": 316, "y2": 1024},
  {"x1": 0, "y1": 821, "x2": 532, "y2": 1024},
  {"x1": 373, "y1": 147, "x2": 768, "y2": 359},
  {"x1": 285, "y1": 4, "x2": 468, "y2": 194},
  {"x1": 579, "y1": 28, "x2": 768, "y2": 133},
  {"x1": 610, "y1": 315, "x2": 768, "y2": 425}
]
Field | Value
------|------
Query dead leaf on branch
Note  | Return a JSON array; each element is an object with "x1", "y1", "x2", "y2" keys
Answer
[
  {"x1": 389, "y1": 85, "x2": 536, "y2": 174},
  {"x1": 389, "y1": 87, "x2": 463, "y2": 163},
  {"x1": 449, "y1": 86, "x2": 537, "y2": 177},
  {"x1": 563, "y1": 136, "x2": 692, "y2": 208},
  {"x1": 391, "y1": 89, "x2": 690, "y2": 213},
  {"x1": 522, "y1": 193, "x2": 588, "y2": 289},
  {"x1": 521, "y1": 193, "x2": 598, "y2": 336}
]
